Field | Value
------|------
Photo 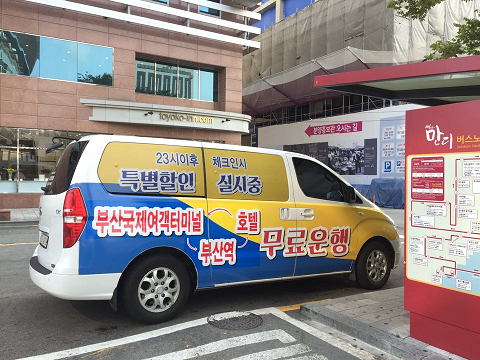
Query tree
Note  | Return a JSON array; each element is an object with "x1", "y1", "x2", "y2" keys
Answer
[
  {"x1": 387, "y1": 0, "x2": 479, "y2": 59},
  {"x1": 77, "y1": 71, "x2": 113, "y2": 86}
]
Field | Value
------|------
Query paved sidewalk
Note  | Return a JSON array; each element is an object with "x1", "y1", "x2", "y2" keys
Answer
[
  {"x1": 301, "y1": 287, "x2": 465, "y2": 360},
  {"x1": 0, "y1": 208, "x2": 40, "y2": 223},
  {"x1": 10, "y1": 208, "x2": 40, "y2": 222}
]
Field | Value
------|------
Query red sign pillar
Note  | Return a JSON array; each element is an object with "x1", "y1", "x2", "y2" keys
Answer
[{"x1": 405, "y1": 100, "x2": 480, "y2": 359}]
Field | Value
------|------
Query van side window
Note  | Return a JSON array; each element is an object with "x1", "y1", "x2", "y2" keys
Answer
[
  {"x1": 204, "y1": 149, "x2": 289, "y2": 201},
  {"x1": 293, "y1": 157, "x2": 345, "y2": 202}
]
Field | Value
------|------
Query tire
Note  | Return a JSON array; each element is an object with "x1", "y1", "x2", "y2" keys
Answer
[
  {"x1": 355, "y1": 241, "x2": 391, "y2": 290},
  {"x1": 122, "y1": 255, "x2": 190, "y2": 324}
]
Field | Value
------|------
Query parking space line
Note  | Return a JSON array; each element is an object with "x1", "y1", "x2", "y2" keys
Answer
[
  {"x1": 16, "y1": 318, "x2": 208, "y2": 360},
  {"x1": 231, "y1": 343, "x2": 312, "y2": 360},
  {"x1": 263, "y1": 308, "x2": 389, "y2": 360},
  {"x1": 17, "y1": 307, "x2": 400, "y2": 360},
  {"x1": 144, "y1": 329, "x2": 296, "y2": 360}
]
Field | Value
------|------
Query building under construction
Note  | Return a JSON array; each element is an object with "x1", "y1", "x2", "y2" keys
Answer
[{"x1": 243, "y1": 0, "x2": 478, "y2": 127}]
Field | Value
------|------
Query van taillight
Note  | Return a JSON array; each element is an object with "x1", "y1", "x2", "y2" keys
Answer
[{"x1": 63, "y1": 188, "x2": 87, "y2": 248}]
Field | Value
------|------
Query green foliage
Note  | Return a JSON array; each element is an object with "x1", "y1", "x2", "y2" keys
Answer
[
  {"x1": 455, "y1": 17, "x2": 480, "y2": 55},
  {"x1": 425, "y1": 18, "x2": 480, "y2": 59},
  {"x1": 135, "y1": 86, "x2": 154, "y2": 95},
  {"x1": 387, "y1": 0, "x2": 445, "y2": 21},
  {"x1": 135, "y1": 86, "x2": 173, "y2": 97},
  {"x1": 387, "y1": 0, "x2": 478, "y2": 59},
  {"x1": 77, "y1": 71, "x2": 113, "y2": 86},
  {"x1": 424, "y1": 39, "x2": 463, "y2": 59}
]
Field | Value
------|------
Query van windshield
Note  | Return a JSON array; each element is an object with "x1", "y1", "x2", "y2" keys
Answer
[{"x1": 44, "y1": 141, "x2": 88, "y2": 195}]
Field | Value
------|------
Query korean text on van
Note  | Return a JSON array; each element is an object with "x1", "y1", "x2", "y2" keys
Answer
[{"x1": 30, "y1": 135, "x2": 400, "y2": 323}]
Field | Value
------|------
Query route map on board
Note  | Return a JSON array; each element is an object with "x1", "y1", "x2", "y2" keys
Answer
[{"x1": 406, "y1": 153, "x2": 480, "y2": 295}]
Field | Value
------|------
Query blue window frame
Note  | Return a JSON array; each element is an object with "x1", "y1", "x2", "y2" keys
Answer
[
  {"x1": 0, "y1": 30, "x2": 113, "y2": 86},
  {"x1": 199, "y1": 0, "x2": 220, "y2": 17}
]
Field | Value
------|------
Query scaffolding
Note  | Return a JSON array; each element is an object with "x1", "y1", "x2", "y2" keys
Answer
[{"x1": 243, "y1": 0, "x2": 479, "y2": 119}]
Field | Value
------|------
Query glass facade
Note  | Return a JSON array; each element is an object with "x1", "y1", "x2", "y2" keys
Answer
[
  {"x1": 0, "y1": 30, "x2": 113, "y2": 86},
  {"x1": 199, "y1": 0, "x2": 220, "y2": 16},
  {"x1": 136, "y1": 59, "x2": 218, "y2": 102},
  {"x1": 0, "y1": 128, "x2": 94, "y2": 193}
]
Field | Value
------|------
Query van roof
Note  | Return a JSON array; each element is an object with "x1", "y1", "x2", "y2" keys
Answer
[{"x1": 79, "y1": 134, "x2": 293, "y2": 157}]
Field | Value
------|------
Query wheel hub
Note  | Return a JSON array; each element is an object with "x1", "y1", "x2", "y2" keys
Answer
[
  {"x1": 138, "y1": 267, "x2": 180, "y2": 313},
  {"x1": 366, "y1": 250, "x2": 387, "y2": 282}
]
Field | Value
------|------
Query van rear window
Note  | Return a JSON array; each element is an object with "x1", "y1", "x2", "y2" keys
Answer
[{"x1": 45, "y1": 141, "x2": 88, "y2": 195}]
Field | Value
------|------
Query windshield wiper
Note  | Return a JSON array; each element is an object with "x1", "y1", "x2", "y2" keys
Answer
[{"x1": 46, "y1": 136, "x2": 81, "y2": 154}]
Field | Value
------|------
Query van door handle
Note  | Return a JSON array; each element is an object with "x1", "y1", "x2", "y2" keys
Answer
[
  {"x1": 358, "y1": 211, "x2": 364, "y2": 216},
  {"x1": 280, "y1": 207, "x2": 291, "y2": 220},
  {"x1": 300, "y1": 208, "x2": 315, "y2": 220}
]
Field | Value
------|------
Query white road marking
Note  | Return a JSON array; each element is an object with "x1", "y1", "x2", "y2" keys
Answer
[
  {"x1": 16, "y1": 318, "x2": 208, "y2": 360},
  {"x1": 262, "y1": 308, "x2": 381, "y2": 360},
  {"x1": 207, "y1": 310, "x2": 252, "y2": 321},
  {"x1": 231, "y1": 344, "x2": 312, "y2": 360},
  {"x1": 17, "y1": 307, "x2": 400, "y2": 360},
  {"x1": 399, "y1": 235, "x2": 404, "y2": 239},
  {"x1": 144, "y1": 329, "x2": 296, "y2": 360}
]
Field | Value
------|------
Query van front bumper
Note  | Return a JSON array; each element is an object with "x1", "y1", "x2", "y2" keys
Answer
[
  {"x1": 391, "y1": 238, "x2": 401, "y2": 269},
  {"x1": 29, "y1": 255, "x2": 120, "y2": 301}
]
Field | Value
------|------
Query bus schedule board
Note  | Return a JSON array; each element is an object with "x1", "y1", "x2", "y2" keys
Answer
[
  {"x1": 405, "y1": 100, "x2": 480, "y2": 359},
  {"x1": 407, "y1": 154, "x2": 480, "y2": 290}
]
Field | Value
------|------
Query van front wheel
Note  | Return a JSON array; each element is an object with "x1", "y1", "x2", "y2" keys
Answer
[
  {"x1": 355, "y1": 241, "x2": 391, "y2": 290},
  {"x1": 122, "y1": 255, "x2": 190, "y2": 324}
]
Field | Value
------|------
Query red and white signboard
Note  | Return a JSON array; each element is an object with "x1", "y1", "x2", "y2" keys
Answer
[
  {"x1": 405, "y1": 99, "x2": 480, "y2": 359},
  {"x1": 411, "y1": 157, "x2": 444, "y2": 201},
  {"x1": 304, "y1": 121, "x2": 362, "y2": 137}
]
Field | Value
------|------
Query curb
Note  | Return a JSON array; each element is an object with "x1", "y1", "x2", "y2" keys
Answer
[{"x1": 300, "y1": 299, "x2": 450, "y2": 360}]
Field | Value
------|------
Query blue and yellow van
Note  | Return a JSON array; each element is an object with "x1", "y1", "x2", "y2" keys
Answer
[{"x1": 29, "y1": 135, "x2": 400, "y2": 323}]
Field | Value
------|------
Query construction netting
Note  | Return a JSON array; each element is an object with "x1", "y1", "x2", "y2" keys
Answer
[{"x1": 243, "y1": 0, "x2": 480, "y2": 115}]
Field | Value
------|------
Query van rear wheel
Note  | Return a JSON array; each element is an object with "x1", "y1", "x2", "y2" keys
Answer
[
  {"x1": 122, "y1": 255, "x2": 190, "y2": 324},
  {"x1": 355, "y1": 241, "x2": 391, "y2": 290}
]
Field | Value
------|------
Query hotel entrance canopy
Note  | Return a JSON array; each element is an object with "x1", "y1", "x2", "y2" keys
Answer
[{"x1": 313, "y1": 55, "x2": 480, "y2": 106}]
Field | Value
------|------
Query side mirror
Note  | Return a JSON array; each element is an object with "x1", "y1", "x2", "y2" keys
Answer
[{"x1": 343, "y1": 185, "x2": 356, "y2": 203}]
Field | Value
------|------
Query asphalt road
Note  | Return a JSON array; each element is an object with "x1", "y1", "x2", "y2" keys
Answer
[{"x1": 0, "y1": 213, "x2": 404, "y2": 360}]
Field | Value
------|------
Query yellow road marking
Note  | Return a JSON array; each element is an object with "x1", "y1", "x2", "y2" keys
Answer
[
  {"x1": 0, "y1": 224, "x2": 38, "y2": 229},
  {"x1": 276, "y1": 299, "x2": 330, "y2": 312},
  {"x1": 0, "y1": 242, "x2": 37, "y2": 246}
]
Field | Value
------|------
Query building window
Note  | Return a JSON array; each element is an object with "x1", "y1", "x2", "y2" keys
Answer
[
  {"x1": 0, "y1": 128, "x2": 95, "y2": 193},
  {"x1": 151, "y1": 0, "x2": 167, "y2": 3},
  {"x1": 135, "y1": 59, "x2": 218, "y2": 102},
  {"x1": 0, "y1": 30, "x2": 113, "y2": 86},
  {"x1": 199, "y1": 0, "x2": 220, "y2": 17}
]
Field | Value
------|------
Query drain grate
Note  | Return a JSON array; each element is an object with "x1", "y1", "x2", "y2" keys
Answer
[{"x1": 207, "y1": 311, "x2": 263, "y2": 330}]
